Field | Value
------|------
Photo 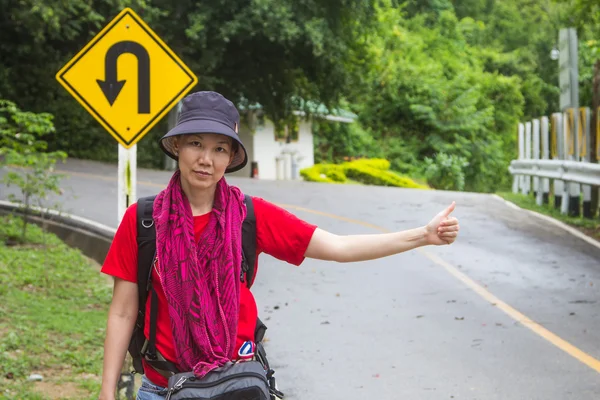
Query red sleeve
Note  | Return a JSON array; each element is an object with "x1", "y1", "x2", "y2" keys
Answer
[
  {"x1": 252, "y1": 197, "x2": 317, "y2": 266},
  {"x1": 100, "y1": 203, "x2": 138, "y2": 283}
]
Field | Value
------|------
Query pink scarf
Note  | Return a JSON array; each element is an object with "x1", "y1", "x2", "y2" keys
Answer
[{"x1": 152, "y1": 170, "x2": 246, "y2": 378}]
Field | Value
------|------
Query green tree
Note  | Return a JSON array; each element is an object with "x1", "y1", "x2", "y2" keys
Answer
[
  {"x1": 312, "y1": 119, "x2": 379, "y2": 164},
  {"x1": 0, "y1": 0, "x2": 377, "y2": 167},
  {"x1": 0, "y1": 100, "x2": 67, "y2": 240},
  {"x1": 356, "y1": 4, "x2": 523, "y2": 192}
]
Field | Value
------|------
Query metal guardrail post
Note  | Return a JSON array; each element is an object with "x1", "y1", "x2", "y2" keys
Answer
[
  {"x1": 580, "y1": 107, "x2": 593, "y2": 218},
  {"x1": 541, "y1": 116, "x2": 550, "y2": 205},
  {"x1": 514, "y1": 123, "x2": 524, "y2": 194},
  {"x1": 564, "y1": 108, "x2": 580, "y2": 216},
  {"x1": 552, "y1": 113, "x2": 564, "y2": 210},
  {"x1": 533, "y1": 119, "x2": 541, "y2": 204},
  {"x1": 524, "y1": 121, "x2": 532, "y2": 195}
]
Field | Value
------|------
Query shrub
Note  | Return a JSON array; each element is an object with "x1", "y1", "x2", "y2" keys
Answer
[
  {"x1": 300, "y1": 164, "x2": 348, "y2": 183},
  {"x1": 343, "y1": 163, "x2": 427, "y2": 189},
  {"x1": 423, "y1": 152, "x2": 469, "y2": 191},
  {"x1": 349, "y1": 158, "x2": 391, "y2": 170},
  {"x1": 300, "y1": 165, "x2": 334, "y2": 183},
  {"x1": 302, "y1": 158, "x2": 428, "y2": 189},
  {"x1": 0, "y1": 100, "x2": 68, "y2": 239},
  {"x1": 320, "y1": 164, "x2": 347, "y2": 182}
]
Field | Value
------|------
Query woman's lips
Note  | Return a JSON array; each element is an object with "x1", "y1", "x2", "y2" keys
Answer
[{"x1": 194, "y1": 170, "x2": 211, "y2": 178}]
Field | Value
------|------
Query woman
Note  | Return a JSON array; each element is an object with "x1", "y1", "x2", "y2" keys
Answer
[{"x1": 99, "y1": 91, "x2": 460, "y2": 400}]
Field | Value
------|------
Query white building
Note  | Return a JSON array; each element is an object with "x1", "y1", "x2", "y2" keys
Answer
[{"x1": 230, "y1": 107, "x2": 356, "y2": 180}]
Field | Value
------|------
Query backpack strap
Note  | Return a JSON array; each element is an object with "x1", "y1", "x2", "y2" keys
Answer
[
  {"x1": 241, "y1": 194, "x2": 257, "y2": 288},
  {"x1": 142, "y1": 286, "x2": 180, "y2": 377},
  {"x1": 129, "y1": 195, "x2": 157, "y2": 374},
  {"x1": 136, "y1": 195, "x2": 157, "y2": 310}
]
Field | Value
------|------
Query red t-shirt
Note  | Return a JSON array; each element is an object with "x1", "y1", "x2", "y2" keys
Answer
[{"x1": 101, "y1": 196, "x2": 317, "y2": 387}]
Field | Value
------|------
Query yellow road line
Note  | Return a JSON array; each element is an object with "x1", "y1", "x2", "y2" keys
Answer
[
  {"x1": 279, "y1": 203, "x2": 600, "y2": 374},
  {"x1": 59, "y1": 169, "x2": 600, "y2": 373},
  {"x1": 421, "y1": 251, "x2": 600, "y2": 372}
]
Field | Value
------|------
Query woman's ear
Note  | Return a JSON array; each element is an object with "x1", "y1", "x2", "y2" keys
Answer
[{"x1": 173, "y1": 137, "x2": 181, "y2": 157}]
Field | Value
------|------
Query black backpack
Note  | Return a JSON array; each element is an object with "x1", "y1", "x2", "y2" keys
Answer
[{"x1": 128, "y1": 194, "x2": 269, "y2": 377}]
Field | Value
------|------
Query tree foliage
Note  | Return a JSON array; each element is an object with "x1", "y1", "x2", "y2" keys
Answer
[
  {"x1": 0, "y1": 100, "x2": 67, "y2": 239},
  {"x1": 0, "y1": 0, "x2": 376, "y2": 167},
  {"x1": 1, "y1": 0, "x2": 594, "y2": 192}
]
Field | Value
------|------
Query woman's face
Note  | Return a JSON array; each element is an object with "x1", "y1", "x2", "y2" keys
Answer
[{"x1": 174, "y1": 133, "x2": 234, "y2": 192}]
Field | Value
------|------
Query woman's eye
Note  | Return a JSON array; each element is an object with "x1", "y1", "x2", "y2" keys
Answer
[
  {"x1": 216, "y1": 147, "x2": 226, "y2": 152},
  {"x1": 190, "y1": 141, "x2": 201, "y2": 147}
]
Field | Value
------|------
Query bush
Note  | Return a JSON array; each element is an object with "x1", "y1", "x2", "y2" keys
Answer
[
  {"x1": 300, "y1": 164, "x2": 347, "y2": 183},
  {"x1": 301, "y1": 158, "x2": 427, "y2": 189},
  {"x1": 343, "y1": 163, "x2": 427, "y2": 189},
  {"x1": 320, "y1": 164, "x2": 347, "y2": 182},
  {"x1": 423, "y1": 152, "x2": 469, "y2": 191},
  {"x1": 0, "y1": 99, "x2": 68, "y2": 239},
  {"x1": 300, "y1": 165, "x2": 335, "y2": 183},
  {"x1": 349, "y1": 158, "x2": 391, "y2": 170}
]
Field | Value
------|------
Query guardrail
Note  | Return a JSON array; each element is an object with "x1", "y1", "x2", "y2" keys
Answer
[
  {"x1": 0, "y1": 200, "x2": 115, "y2": 264},
  {"x1": 509, "y1": 160, "x2": 600, "y2": 186},
  {"x1": 508, "y1": 108, "x2": 599, "y2": 218}
]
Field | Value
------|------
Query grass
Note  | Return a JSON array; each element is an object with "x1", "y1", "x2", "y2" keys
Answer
[
  {"x1": 496, "y1": 191, "x2": 600, "y2": 241},
  {"x1": 0, "y1": 215, "x2": 113, "y2": 399}
]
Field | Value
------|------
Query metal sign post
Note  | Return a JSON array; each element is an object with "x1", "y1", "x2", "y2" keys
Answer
[
  {"x1": 558, "y1": 28, "x2": 580, "y2": 216},
  {"x1": 118, "y1": 144, "x2": 137, "y2": 221}
]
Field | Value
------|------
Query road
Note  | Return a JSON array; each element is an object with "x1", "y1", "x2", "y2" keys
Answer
[{"x1": 2, "y1": 158, "x2": 600, "y2": 400}]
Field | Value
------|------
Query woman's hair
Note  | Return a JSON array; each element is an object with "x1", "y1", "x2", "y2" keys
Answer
[{"x1": 231, "y1": 140, "x2": 239, "y2": 154}]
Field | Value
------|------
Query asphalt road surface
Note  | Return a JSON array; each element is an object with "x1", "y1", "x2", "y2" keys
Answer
[{"x1": 2, "y1": 159, "x2": 600, "y2": 400}]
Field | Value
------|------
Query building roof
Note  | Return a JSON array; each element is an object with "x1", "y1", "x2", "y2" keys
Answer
[{"x1": 237, "y1": 98, "x2": 357, "y2": 123}]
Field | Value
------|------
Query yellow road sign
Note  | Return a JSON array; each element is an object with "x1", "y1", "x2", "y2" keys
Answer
[{"x1": 56, "y1": 8, "x2": 198, "y2": 148}]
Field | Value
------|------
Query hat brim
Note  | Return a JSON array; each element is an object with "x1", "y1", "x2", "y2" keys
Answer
[{"x1": 159, "y1": 119, "x2": 248, "y2": 173}]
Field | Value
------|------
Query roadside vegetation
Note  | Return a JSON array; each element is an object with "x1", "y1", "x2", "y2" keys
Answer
[
  {"x1": 497, "y1": 191, "x2": 600, "y2": 242},
  {"x1": 300, "y1": 158, "x2": 429, "y2": 189},
  {"x1": 0, "y1": 215, "x2": 112, "y2": 400},
  {"x1": 3, "y1": 0, "x2": 599, "y2": 196}
]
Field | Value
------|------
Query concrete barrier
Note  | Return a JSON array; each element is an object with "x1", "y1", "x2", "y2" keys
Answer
[{"x1": 0, "y1": 201, "x2": 115, "y2": 265}]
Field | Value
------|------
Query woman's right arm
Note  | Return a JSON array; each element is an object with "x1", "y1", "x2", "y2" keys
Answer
[{"x1": 99, "y1": 277, "x2": 138, "y2": 400}]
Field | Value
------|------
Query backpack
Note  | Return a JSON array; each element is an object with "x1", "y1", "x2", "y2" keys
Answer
[{"x1": 128, "y1": 194, "x2": 270, "y2": 377}]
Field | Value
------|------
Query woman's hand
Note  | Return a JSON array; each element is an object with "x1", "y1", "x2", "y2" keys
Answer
[{"x1": 425, "y1": 202, "x2": 460, "y2": 245}]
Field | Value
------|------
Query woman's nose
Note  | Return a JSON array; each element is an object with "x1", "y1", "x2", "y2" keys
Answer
[{"x1": 196, "y1": 149, "x2": 212, "y2": 165}]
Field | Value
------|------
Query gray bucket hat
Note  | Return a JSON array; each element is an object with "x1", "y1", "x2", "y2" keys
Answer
[{"x1": 159, "y1": 91, "x2": 248, "y2": 173}]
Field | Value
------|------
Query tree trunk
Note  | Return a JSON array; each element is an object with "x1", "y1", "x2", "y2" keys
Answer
[{"x1": 591, "y1": 60, "x2": 600, "y2": 218}]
